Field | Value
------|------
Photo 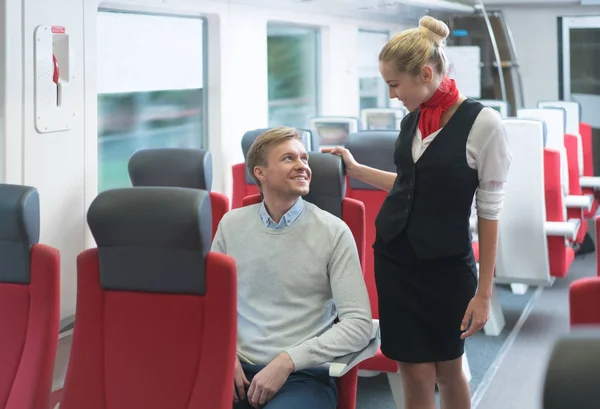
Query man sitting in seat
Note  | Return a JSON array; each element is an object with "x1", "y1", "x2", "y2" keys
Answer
[{"x1": 211, "y1": 126, "x2": 373, "y2": 409}]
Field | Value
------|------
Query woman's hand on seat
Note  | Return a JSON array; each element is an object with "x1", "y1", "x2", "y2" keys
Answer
[{"x1": 322, "y1": 146, "x2": 359, "y2": 175}]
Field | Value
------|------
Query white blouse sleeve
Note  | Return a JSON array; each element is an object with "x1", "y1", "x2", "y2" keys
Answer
[{"x1": 474, "y1": 121, "x2": 513, "y2": 220}]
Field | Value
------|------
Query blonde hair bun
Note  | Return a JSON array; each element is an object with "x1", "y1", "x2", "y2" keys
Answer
[{"x1": 418, "y1": 16, "x2": 450, "y2": 45}]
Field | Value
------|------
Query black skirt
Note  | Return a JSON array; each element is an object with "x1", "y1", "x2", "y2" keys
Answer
[{"x1": 373, "y1": 231, "x2": 478, "y2": 364}]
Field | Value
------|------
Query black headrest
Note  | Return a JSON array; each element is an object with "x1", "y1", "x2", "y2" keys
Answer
[
  {"x1": 128, "y1": 148, "x2": 212, "y2": 191},
  {"x1": 241, "y1": 128, "x2": 313, "y2": 185},
  {"x1": 543, "y1": 329, "x2": 600, "y2": 409},
  {"x1": 87, "y1": 187, "x2": 212, "y2": 295},
  {"x1": 345, "y1": 131, "x2": 397, "y2": 190},
  {"x1": 0, "y1": 184, "x2": 40, "y2": 284},
  {"x1": 304, "y1": 153, "x2": 346, "y2": 219}
]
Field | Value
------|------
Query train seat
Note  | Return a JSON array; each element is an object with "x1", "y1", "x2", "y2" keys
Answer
[
  {"x1": 564, "y1": 133, "x2": 589, "y2": 244},
  {"x1": 344, "y1": 130, "x2": 396, "y2": 320},
  {"x1": 128, "y1": 147, "x2": 229, "y2": 239},
  {"x1": 59, "y1": 188, "x2": 237, "y2": 409},
  {"x1": 242, "y1": 152, "x2": 374, "y2": 409},
  {"x1": 231, "y1": 128, "x2": 313, "y2": 209},
  {"x1": 518, "y1": 109, "x2": 592, "y2": 241},
  {"x1": 539, "y1": 101, "x2": 600, "y2": 212},
  {"x1": 569, "y1": 276, "x2": 600, "y2": 326},
  {"x1": 0, "y1": 184, "x2": 60, "y2": 409},
  {"x1": 496, "y1": 119, "x2": 577, "y2": 285}
]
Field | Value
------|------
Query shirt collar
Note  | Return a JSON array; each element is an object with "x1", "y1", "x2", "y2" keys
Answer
[{"x1": 259, "y1": 198, "x2": 305, "y2": 229}]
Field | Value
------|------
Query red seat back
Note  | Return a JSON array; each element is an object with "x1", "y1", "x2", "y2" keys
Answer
[
  {"x1": 543, "y1": 149, "x2": 575, "y2": 277},
  {"x1": 569, "y1": 276, "x2": 600, "y2": 326},
  {"x1": 345, "y1": 131, "x2": 396, "y2": 318},
  {"x1": 60, "y1": 188, "x2": 237, "y2": 409},
  {"x1": 128, "y1": 148, "x2": 230, "y2": 239},
  {"x1": 564, "y1": 134, "x2": 588, "y2": 243},
  {"x1": 0, "y1": 184, "x2": 59, "y2": 409},
  {"x1": 232, "y1": 128, "x2": 313, "y2": 209},
  {"x1": 579, "y1": 123, "x2": 594, "y2": 178}
]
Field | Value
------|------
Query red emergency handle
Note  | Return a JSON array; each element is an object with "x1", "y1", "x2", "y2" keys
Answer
[{"x1": 52, "y1": 54, "x2": 59, "y2": 84}]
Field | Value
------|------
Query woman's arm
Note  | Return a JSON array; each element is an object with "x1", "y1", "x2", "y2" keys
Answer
[
  {"x1": 349, "y1": 164, "x2": 397, "y2": 192},
  {"x1": 322, "y1": 147, "x2": 397, "y2": 192},
  {"x1": 476, "y1": 218, "x2": 498, "y2": 300},
  {"x1": 473, "y1": 121, "x2": 513, "y2": 299}
]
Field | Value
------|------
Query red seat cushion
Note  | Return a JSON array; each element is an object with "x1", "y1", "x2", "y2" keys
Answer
[{"x1": 569, "y1": 276, "x2": 600, "y2": 325}]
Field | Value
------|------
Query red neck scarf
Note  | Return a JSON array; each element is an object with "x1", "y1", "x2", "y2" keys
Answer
[{"x1": 418, "y1": 77, "x2": 459, "y2": 139}]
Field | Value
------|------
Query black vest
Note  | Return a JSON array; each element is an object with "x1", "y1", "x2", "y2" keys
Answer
[{"x1": 374, "y1": 98, "x2": 483, "y2": 259}]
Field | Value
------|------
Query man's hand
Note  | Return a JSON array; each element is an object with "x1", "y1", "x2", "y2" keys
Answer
[
  {"x1": 247, "y1": 353, "x2": 295, "y2": 408},
  {"x1": 233, "y1": 357, "x2": 250, "y2": 403}
]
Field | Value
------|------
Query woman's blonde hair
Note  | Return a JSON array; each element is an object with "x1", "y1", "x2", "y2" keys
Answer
[{"x1": 379, "y1": 16, "x2": 450, "y2": 77}]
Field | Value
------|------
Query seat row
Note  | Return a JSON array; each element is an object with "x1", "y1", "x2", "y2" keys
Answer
[
  {"x1": 0, "y1": 183, "x2": 239, "y2": 409},
  {"x1": 1, "y1": 147, "x2": 389, "y2": 408}
]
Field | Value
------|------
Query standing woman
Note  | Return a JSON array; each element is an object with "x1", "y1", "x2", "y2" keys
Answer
[{"x1": 324, "y1": 16, "x2": 512, "y2": 409}]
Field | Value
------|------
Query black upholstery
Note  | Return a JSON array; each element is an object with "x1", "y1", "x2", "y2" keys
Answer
[
  {"x1": 345, "y1": 131, "x2": 397, "y2": 190},
  {"x1": 0, "y1": 184, "x2": 40, "y2": 284},
  {"x1": 241, "y1": 128, "x2": 312, "y2": 185},
  {"x1": 543, "y1": 329, "x2": 600, "y2": 409},
  {"x1": 128, "y1": 148, "x2": 213, "y2": 191},
  {"x1": 87, "y1": 187, "x2": 212, "y2": 295},
  {"x1": 303, "y1": 153, "x2": 346, "y2": 219}
]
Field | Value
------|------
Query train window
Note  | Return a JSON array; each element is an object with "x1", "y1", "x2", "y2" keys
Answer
[
  {"x1": 96, "y1": 10, "x2": 206, "y2": 192},
  {"x1": 358, "y1": 30, "x2": 389, "y2": 110},
  {"x1": 267, "y1": 23, "x2": 320, "y2": 129}
]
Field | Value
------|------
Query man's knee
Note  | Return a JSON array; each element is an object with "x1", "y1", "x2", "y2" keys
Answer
[{"x1": 264, "y1": 375, "x2": 337, "y2": 409}]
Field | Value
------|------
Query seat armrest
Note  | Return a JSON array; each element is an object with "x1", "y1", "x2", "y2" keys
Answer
[
  {"x1": 545, "y1": 219, "x2": 580, "y2": 241},
  {"x1": 564, "y1": 195, "x2": 593, "y2": 211},
  {"x1": 580, "y1": 176, "x2": 600, "y2": 190},
  {"x1": 327, "y1": 320, "x2": 381, "y2": 377}
]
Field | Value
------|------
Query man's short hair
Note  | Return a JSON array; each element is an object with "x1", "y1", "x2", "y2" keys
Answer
[{"x1": 246, "y1": 126, "x2": 304, "y2": 188}]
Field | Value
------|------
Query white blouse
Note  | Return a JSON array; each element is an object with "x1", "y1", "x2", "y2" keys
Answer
[{"x1": 412, "y1": 107, "x2": 513, "y2": 221}]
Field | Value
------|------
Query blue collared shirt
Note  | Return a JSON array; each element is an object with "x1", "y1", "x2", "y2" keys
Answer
[{"x1": 259, "y1": 198, "x2": 305, "y2": 229}]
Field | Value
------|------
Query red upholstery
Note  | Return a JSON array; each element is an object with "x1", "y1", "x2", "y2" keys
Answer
[
  {"x1": 233, "y1": 163, "x2": 260, "y2": 209},
  {"x1": 0, "y1": 244, "x2": 60, "y2": 409},
  {"x1": 210, "y1": 192, "x2": 231, "y2": 238},
  {"x1": 544, "y1": 148, "x2": 575, "y2": 277},
  {"x1": 472, "y1": 241, "x2": 480, "y2": 262},
  {"x1": 345, "y1": 183, "x2": 387, "y2": 317},
  {"x1": 564, "y1": 134, "x2": 588, "y2": 244},
  {"x1": 569, "y1": 276, "x2": 600, "y2": 325},
  {"x1": 336, "y1": 366, "x2": 358, "y2": 409},
  {"x1": 0, "y1": 184, "x2": 60, "y2": 409},
  {"x1": 596, "y1": 217, "x2": 600, "y2": 277},
  {"x1": 241, "y1": 193, "x2": 362, "y2": 409},
  {"x1": 60, "y1": 190, "x2": 237, "y2": 409},
  {"x1": 342, "y1": 197, "x2": 367, "y2": 270},
  {"x1": 580, "y1": 123, "x2": 594, "y2": 178}
]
